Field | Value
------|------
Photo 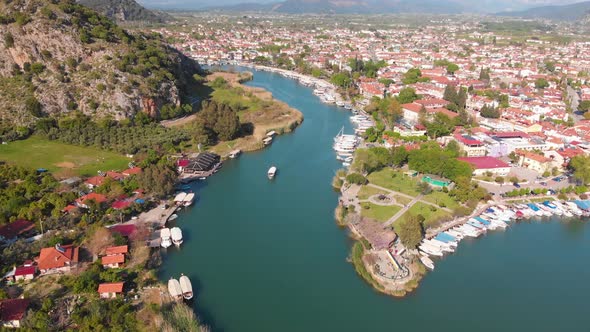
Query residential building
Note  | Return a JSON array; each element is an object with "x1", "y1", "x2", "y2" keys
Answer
[
  {"x1": 0, "y1": 299, "x2": 29, "y2": 328},
  {"x1": 98, "y1": 282, "x2": 124, "y2": 299},
  {"x1": 37, "y1": 244, "x2": 79, "y2": 274},
  {"x1": 458, "y1": 156, "x2": 511, "y2": 176}
]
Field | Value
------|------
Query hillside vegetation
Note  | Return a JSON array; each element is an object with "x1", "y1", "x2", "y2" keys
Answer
[
  {"x1": 0, "y1": 0, "x2": 200, "y2": 136},
  {"x1": 78, "y1": 0, "x2": 171, "y2": 23}
]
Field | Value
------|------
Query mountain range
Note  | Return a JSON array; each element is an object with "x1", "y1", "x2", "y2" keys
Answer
[
  {"x1": 201, "y1": 0, "x2": 590, "y2": 16},
  {"x1": 200, "y1": 0, "x2": 585, "y2": 14},
  {"x1": 496, "y1": 1, "x2": 590, "y2": 20}
]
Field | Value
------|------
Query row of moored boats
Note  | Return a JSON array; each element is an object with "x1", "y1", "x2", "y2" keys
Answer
[
  {"x1": 168, "y1": 274, "x2": 193, "y2": 301},
  {"x1": 418, "y1": 201, "x2": 589, "y2": 270}
]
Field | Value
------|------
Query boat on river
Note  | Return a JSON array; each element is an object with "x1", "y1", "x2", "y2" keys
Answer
[
  {"x1": 174, "y1": 192, "x2": 187, "y2": 205},
  {"x1": 160, "y1": 228, "x2": 172, "y2": 248},
  {"x1": 420, "y1": 254, "x2": 435, "y2": 270},
  {"x1": 179, "y1": 274, "x2": 193, "y2": 300},
  {"x1": 168, "y1": 278, "x2": 182, "y2": 300},
  {"x1": 268, "y1": 166, "x2": 277, "y2": 179},
  {"x1": 171, "y1": 227, "x2": 183, "y2": 247},
  {"x1": 183, "y1": 193, "x2": 195, "y2": 207}
]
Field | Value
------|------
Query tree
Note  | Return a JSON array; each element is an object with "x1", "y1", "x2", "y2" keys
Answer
[
  {"x1": 423, "y1": 113, "x2": 455, "y2": 138},
  {"x1": 479, "y1": 68, "x2": 490, "y2": 81},
  {"x1": 480, "y1": 104, "x2": 500, "y2": 118},
  {"x1": 346, "y1": 173, "x2": 368, "y2": 185},
  {"x1": 330, "y1": 73, "x2": 351, "y2": 88},
  {"x1": 397, "y1": 87, "x2": 419, "y2": 104},
  {"x1": 578, "y1": 100, "x2": 590, "y2": 112},
  {"x1": 569, "y1": 155, "x2": 590, "y2": 185},
  {"x1": 447, "y1": 63, "x2": 459, "y2": 75},
  {"x1": 390, "y1": 146, "x2": 409, "y2": 167},
  {"x1": 395, "y1": 215, "x2": 424, "y2": 249},
  {"x1": 402, "y1": 68, "x2": 427, "y2": 85},
  {"x1": 535, "y1": 78, "x2": 549, "y2": 89},
  {"x1": 495, "y1": 176, "x2": 504, "y2": 184},
  {"x1": 136, "y1": 163, "x2": 177, "y2": 198}
]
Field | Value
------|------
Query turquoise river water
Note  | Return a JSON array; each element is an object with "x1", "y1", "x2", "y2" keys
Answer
[{"x1": 159, "y1": 67, "x2": 590, "y2": 332}]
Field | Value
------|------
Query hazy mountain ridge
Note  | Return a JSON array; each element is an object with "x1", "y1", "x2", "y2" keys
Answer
[
  {"x1": 207, "y1": 0, "x2": 467, "y2": 14},
  {"x1": 496, "y1": 1, "x2": 590, "y2": 21}
]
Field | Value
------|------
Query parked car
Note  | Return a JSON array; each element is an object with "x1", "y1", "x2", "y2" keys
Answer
[
  {"x1": 513, "y1": 183, "x2": 521, "y2": 188},
  {"x1": 552, "y1": 177, "x2": 561, "y2": 182},
  {"x1": 540, "y1": 182, "x2": 547, "y2": 186}
]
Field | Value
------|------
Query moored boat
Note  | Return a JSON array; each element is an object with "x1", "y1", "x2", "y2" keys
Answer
[
  {"x1": 168, "y1": 278, "x2": 182, "y2": 300},
  {"x1": 171, "y1": 227, "x2": 183, "y2": 247},
  {"x1": 420, "y1": 254, "x2": 435, "y2": 270},
  {"x1": 160, "y1": 228, "x2": 172, "y2": 248},
  {"x1": 179, "y1": 274, "x2": 193, "y2": 300},
  {"x1": 183, "y1": 193, "x2": 195, "y2": 207}
]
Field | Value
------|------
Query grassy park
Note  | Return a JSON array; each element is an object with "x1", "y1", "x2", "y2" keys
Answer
[
  {"x1": 400, "y1": 202, "x2": 453, "y2": 228},
  {"x1": 357, "y1": 185, "x2": 389, "y2": 200},
  {"x1": 367, "y1": 168, "x2": 420, "y2": 196},
  {"x1": 360, "y1": 202, "x2": 401, "y2": 222},
  {"x1": 0, "y1": 136, "x2": 130, "y2": 177}
]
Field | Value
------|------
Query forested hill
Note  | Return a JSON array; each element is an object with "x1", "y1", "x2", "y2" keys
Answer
[
  {"x1": 77, "y1": 0, "x2": 172, "y2": 23},
  {"x1": 0, "y1": 0, "x2": 200, "y2": 136}
]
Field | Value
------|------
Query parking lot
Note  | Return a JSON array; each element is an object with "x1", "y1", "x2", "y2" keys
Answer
[{"x1": 476, "y1": 167, "x2": 573, "y2": 197}]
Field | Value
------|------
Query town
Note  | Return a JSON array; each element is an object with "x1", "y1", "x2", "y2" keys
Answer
[
  {"x1": 153, "y1": 14, "x2": 590, "y2": 295},
  {"x1": 1, "y1": 2, "x2": 590, "y2": 330}
]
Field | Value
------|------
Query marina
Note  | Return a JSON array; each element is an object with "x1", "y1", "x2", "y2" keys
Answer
[{"x1": 159, "y1": 66, "x2": 590, "y2": 332}]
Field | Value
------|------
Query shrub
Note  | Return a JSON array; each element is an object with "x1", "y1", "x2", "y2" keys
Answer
[
  {"x1": 495, "y1": 176, "x2": 504, "y2": 184},
  {"x1": 346, "y1": 173, "x2": 368, "y2": 185},
  {"x1": 30, "y1": 62, "x2": 45, "y2": 74},
  {"x1": 4, "y1": 32, "x2": 14, "y2": 48}
]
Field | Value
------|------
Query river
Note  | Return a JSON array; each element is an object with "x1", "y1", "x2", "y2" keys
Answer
[{"x1": 159, "y1": 67, "x2": 590, "y2": 332}]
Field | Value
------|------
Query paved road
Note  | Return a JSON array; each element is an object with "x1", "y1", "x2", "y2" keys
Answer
[{"x1": 383, "y1": 194, "x2": 423, "y2": 227}]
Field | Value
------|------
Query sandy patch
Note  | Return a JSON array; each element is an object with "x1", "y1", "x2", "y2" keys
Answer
[{"x1": 55, "y1": 161, "x2": 76, "y2": 168}]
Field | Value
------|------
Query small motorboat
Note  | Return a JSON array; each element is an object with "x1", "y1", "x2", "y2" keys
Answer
[
  {"x1": 268, "y1": 166, "x2": 277, "y2": 179},
  {"x1": 168, "y1": 278, "x2": 182, "y2": 300},
  {"x1": 179, "y1": 274, "x2": 193, "y2": 300},
  {"x1": 171, "y1": 227, "x2": 183, "y2": 247},
  {"x1": 160, "y1": 228, "x2": 172, "y2": 248}
]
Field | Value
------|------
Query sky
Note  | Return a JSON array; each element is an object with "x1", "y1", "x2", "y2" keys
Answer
[{"x1": 137, "y1": 0, "x2": 583, "y2": 11}]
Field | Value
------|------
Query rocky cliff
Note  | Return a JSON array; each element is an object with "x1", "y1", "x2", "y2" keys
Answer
[{"x1": 0, "y1": 0, "x2": 199, "y2": 127}]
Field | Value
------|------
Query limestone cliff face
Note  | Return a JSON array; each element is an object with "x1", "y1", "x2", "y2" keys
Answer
[{"x1": 0, "y1": 0, "x2": 198, "y2": 126}]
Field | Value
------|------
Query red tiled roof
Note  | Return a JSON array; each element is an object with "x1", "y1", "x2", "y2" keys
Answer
[
  {"x1": 105, "y1": 245, "x2": 128, "y2": 255},
  {"x1": 85, "y1": 176, "x2": 106, "y2": 187},
  {"x1": 14, "y1": 266, "x2": 36, "y2": 277},
  {"x1": 122, "y1": 167, "x2": 142, "y2": 176},
  {"x1": 101, "y1": 254, "x2": 125, "y2": 265},
  {"x1": 0, "y1": 219, "x2": 35, "y2": 240},
  {"x1": 0, "y1": 299, "x2": 29, "y2": 322},
  {"x1": 37, "y1": 244, "x2": 79, "y2": 270},
  {"x1": 106, "y1": 171, "x2": 125, "y2": 181},
  {"x1": 458, "y1": 156, "x2": 510, "y2": 169},
  {"x1": 98, "y1": 282, "x2": 124, "y2": 294},
  {"x1": 112, "y1": 200, "x2": 133, "y2": 210},
  {"x1": 402, "y1": 103, "x2": 422, "y2": 113},
  {"x1": 76, "y1": 193, "x2": 107, "y2": 206}
]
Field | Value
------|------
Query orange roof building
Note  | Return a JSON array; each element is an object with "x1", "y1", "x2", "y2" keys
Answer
[
  {"x1": 98, "y1": 282, "x2": 124, "y2": 298},
  {"x1": 37, "y1": 244, "x2": 79, "y2": 273}
]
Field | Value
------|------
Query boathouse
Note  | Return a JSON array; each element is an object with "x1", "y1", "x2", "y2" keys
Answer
[{"x1": 181, "y1": 153, "x2": 221, "y2": 174}]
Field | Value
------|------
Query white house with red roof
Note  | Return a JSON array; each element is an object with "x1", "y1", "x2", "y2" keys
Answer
[{"x1": 458, "y1": 156, "x2": 511, "y2": 176}]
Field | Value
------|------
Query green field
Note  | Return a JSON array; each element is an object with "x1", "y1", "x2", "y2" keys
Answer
[
  {"x1": 400, "y1": 202, "x2": 452, "y2": 229},
  {"x1": 357, "y1": 185, "x2": 388, "y2": 200},
  {"x1": 360, "y1": 202, "x2": 401, "y2": 223},
  {"x1": 367, "y1": 168, "x2": 420, "y2": 196},
  {"x1": 0, "y1": 136, "x2": 131, "y2": 177},
  {"x1": 421, "y1": 191, "x2": 460, "y2": 209}
]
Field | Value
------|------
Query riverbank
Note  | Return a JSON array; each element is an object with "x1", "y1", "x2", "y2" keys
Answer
[
  {"x1": 339, "y1": 179, "x2": 590, "y2": 298},
  {"x1": 167, "y1": 70, "x2": 304, "y2": 157}
]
